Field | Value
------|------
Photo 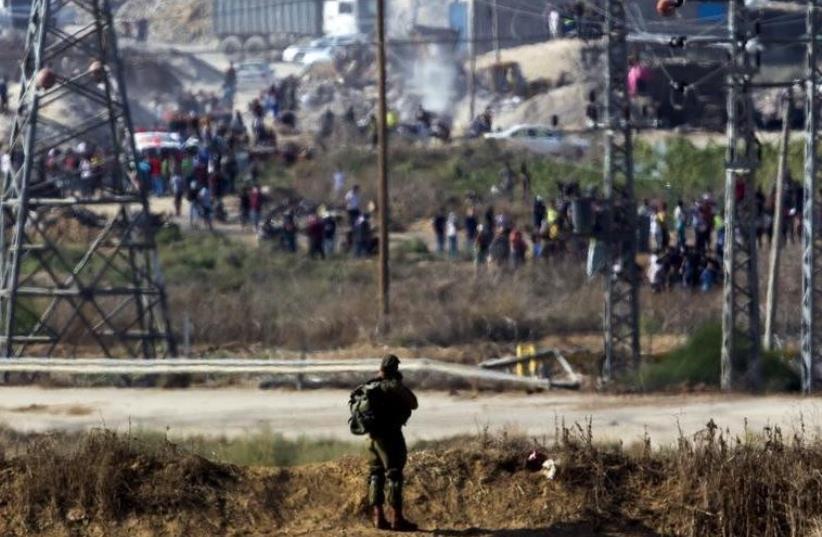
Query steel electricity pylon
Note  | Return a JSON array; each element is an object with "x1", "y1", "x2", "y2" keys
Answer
[
  {"x1": 601, "y1": 0, "x2": 640, "y2": 380},
  {"x1": 0, "y1": 0, "x2": 176, "y2": 358},
  {"x1": 720, "y1": 0, "x2": 762, "y2": 390},
  {"x1": 802, "y1": 0, "x2": 822, "y2": 393}
]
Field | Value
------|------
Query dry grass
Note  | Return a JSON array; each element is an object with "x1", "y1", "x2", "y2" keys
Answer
[
  {"x1": 161, "y1": 231, "x2": 604, "y2": 355},
  {"x1": 11, "y1": 430, "x2": 236, "y2": 529},
  {"x1": 3, "y1": 424, "x2": 822, "y2": 535},
  {"x1": 555, "y1": 419, "x2": 822, "y2": 536},
  {"x1": 161, "y1": 227, "x2": 807, "y2": 362}
]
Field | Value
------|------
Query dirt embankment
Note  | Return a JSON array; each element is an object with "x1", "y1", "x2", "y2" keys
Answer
[
  {"x1": 0, "y1": 432, "x2": 651, "y2": 537},
  {"x1": 3, "y1": 428, "x2": 822, "y2": 537}
]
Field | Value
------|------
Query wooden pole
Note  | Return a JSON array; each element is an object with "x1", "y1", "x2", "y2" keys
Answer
[
  {"x1": 468, "y1": 0, "x2": 477, "y2": 122},
  {"x1": 377, "y1": 0, "x2": 390, "y2": 332},
  {"x1": 764, "y1": 90, "x2": 792, "y2": 351},
  {"x1": 492, "y1": 0, "x2": 501, "y2": 64}
]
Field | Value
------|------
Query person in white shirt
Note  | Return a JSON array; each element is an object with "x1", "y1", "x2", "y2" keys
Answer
[
  {"x1": 198, "y1": 185, "x2": 213, "y2": 231},
  {"x1": 446, "y1": 211, "x2": 459, "y2": 258},
  {"x1": 647, "y1": 252, "x2": 664, "y2": 292},
  {"x1": 80, "y1": 158, "x2": 93, "y2": 197},
  {"x1": 649, "y1": 208, "x2": 660, "y2": 251},
  {"x1": 333, "y1": 169, "x2": 346, "y2": 197},
  {"x1": 674, "y1": 200, "x2": 686, "y2": 247},
  {"x1": 345, "y1": 184, "x2": 361, "y2": 227},
  {"x1": 549, "y1": 8, "x2": 561, "y2": 38}
]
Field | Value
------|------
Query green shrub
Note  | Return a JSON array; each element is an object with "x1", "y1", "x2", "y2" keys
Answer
[
  {"x1": 638, "y1": 322, "x2": 799, "y2": 392},
  {"x1": 155, "y1": 224, "x2": 183, "y2": 245}
]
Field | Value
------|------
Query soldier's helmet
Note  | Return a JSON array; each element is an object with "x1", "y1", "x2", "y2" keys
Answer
[{"x1": 380, "y1": 354, "x2": 400, "y2": 376}]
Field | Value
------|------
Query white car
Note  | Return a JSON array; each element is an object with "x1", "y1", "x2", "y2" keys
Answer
[
  {"x1": 236, "y1": 60, "x2": 274, "y2": 88},
  {"x1": 284, "y1": 34, "x2": 367, "y2": 66},
  {"x1": 282, "y1": 38, "x2": 328, "y2": 63},
  {"x1": 484, "y1": 124, "x2": 591, "y2": 156},
  {"x1": 302, "y1": 34, "x2": 367, "y2": 65}
]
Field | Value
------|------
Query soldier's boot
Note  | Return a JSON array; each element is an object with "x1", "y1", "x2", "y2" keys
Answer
[
  {"x1": 387, "y1": 477, "x2": 417, "y2": 532},
  {"x1": 369, "y1": 474, "x2": 388, "y2": 529},
  {"x1": 372, "y1": 505, "x2": 389, "y2": 530},
  {"x1": 387, "y1": 506, "x2": 418, "y2": 532}
]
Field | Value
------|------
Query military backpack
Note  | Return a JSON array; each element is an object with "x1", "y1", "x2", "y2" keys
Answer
[{"x1": 348, "y1": 380, "x2": 384, "y2": 436}]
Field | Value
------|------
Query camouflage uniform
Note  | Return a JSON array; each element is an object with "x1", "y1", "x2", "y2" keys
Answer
[{"x1": 367, "y1": 375, "x2": 418, "y2": 510}]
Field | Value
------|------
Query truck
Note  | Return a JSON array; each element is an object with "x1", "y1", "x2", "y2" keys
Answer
[
  {"x1": 322, "y1": 0, "x2": 375, "y2": 37},
  {"x1": 213, "y1": 0, "x2": 375, "y2": 54},
  {"x1": 2, "y1": 0, "x2": 32, "y2": 30}
]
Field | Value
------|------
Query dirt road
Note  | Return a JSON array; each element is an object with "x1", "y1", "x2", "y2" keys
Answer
[{"x1": 0, "y1": 387, "x2": 820, "y2": 444}]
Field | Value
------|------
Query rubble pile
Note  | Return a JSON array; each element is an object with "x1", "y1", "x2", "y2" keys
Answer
[
  {"x1": 456, "y1": 39, "x2": 600, "y2": 131},
  {"x1": 117, "y1": 0, "x2": 213, "y2": 43}
]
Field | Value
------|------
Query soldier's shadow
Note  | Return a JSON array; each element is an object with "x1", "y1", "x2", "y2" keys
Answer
[{"x1": 428, "y1": 520, "x2": 667, "y2": 536}]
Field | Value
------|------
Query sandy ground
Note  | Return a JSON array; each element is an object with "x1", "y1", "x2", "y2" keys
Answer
[{"x1": 0, "y1": 387, "x2": 820, "y2": 445}]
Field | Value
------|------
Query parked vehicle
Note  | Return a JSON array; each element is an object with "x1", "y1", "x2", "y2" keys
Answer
[
  {"x1": 323, "y1": 0, "x2": 375, "y2": 36},
  {"x1": 300, "y1": 33, "x2": 367, "y2": 65},
  {"x1": 283, "y1": 33, "x2": 366, "y2": 65},
  {"x1": 134, "y1": 131, "x2": 183, "y2": 156},
  {"x1": 282, "y1": 37, "x2": 327, "y2": 63},
  {"x1": 484, "y1": 125, "x2": 590, "y2": 156},
  {"x1": 213, "y1": 0, "x2": 375, "y2": 54},
  {"x1": 2, "y1": 0, "x2": 31, "y2": 30},
  {"x1": 236, "y1": 60, "x2": 274, "y2": 87}
]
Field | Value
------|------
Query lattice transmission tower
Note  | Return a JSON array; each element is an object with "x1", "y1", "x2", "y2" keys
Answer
[
  {"x1": 720, "y1": 0, "x2": 762, "y2": 390},
  {"x1": 802, "y1": 0, "x2": 822, "y2": 393},
  {"x1": 0, "y1": 0, "x2": 176, "y2": 358},
  {"x1": 601, "y1": 0, "x2": 640, "y2": 380}
]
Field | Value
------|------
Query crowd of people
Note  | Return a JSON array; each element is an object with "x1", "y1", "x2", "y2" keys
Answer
[
  {"x1": 429, "y1": 177, "x2": 588, "y2": 273},
  {"x1": 2, "y1": 57, "x2": 809, "y2": 293},
  {"x1": 416, "y1": 162, "x2": 811, "y2": 291}
]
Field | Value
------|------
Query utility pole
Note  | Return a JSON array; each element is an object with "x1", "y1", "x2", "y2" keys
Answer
[
  {"x1": 802, "y1": 0, "x2": 821, "y2": 394},
  {"x1": 468, "y1": 0, "x2": 477, "y2": 122},
  {"x1": 376, "y1": 0, "x2": 390, "y2": 332},
  {"x1": 492, "y1": 0, "x2": 501, "y2": 64},
  {"x1": 601, "y1": 0, "x2": 640, "y2": 380},
  {"x1": 721, "y1": 0, "x2": 761, "y2": 391},
  {"x1": 764, "y1": 89, "x2": 792, "y2": 351},
  {"x1": 0, "y1": 0, "x2": 175, "y2": 358}
]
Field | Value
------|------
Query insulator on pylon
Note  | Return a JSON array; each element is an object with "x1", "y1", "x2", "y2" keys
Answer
[
  {"x1": 35, "y1": 67, "x2": 56, "y2": 90},
  {"x1": 89, "y1": 61, "x2": 105, "y2": 82},
  {"x1": 656, "y1": 0, "x2": 677, "y2": 17},
  {"x1": 670, "y1": 81, "x2": 688, "y2": 110},
  {"x1": 671, "y1": 81, "x2": 687, "y2": 93},
  {"x1": 669, "y1": 36, "x2": 686, "y2": 48}
]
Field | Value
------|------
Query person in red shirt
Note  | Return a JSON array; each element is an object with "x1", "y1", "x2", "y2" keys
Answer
[
  {"x1": 306, "y1": 212, "x2": 325, "y2": 259},
  {"x1": 148, "y1": 154, "x2": 163, "y2": 196},
  {"x1": 510, "y1": 228, "x2": 528, "y2": 268},
  {"x1": 249, "y1": 185, "x2": 264, "y2": 230}
]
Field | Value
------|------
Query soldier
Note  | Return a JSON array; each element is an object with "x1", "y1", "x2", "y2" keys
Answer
[{"x1": 368, "y1": 355, "x2": 419, "y2": 531}]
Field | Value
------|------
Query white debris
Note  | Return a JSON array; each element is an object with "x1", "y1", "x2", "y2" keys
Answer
[{"x1": 541, "y1": 458, "x2": 558, "y2": 480}]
